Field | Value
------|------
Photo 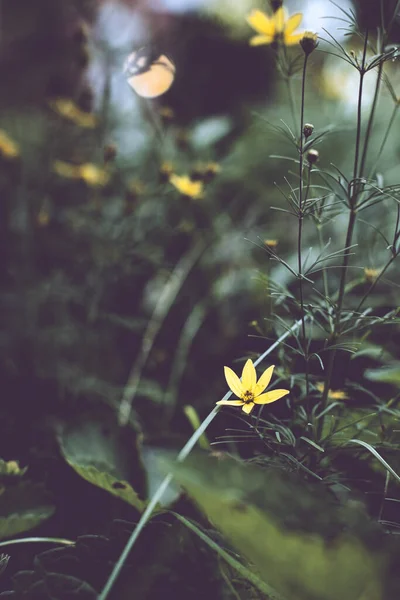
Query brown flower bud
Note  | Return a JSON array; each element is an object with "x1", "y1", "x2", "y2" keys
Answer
[
  {"x1": 307, "y1": 149, "x2": 319, "y2": 164},
  {"x1": 300, "y1": 32, "x2": 319, "y2": 55},
  {"x1": 303, "y1": 123, "x2": 314, "y2": 138},
  {"x1": 103, "y1": 143, "x2": 117, "y2": 164}
]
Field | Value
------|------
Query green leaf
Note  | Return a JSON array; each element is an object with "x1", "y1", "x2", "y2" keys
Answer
[
  {"x1": 59, "y1": 413, "x2": 146, "y2": 512},
  {"x1": 67, "y1": 463, "x2": 145, "y2": 511},
  {"x1": 0, "y1": 483, "x2": 54, "y2": 540},
  {"x1": 167, "y1": 452, "x2": 392, "y2": 600},
  {"x1": 173, "y1": 513, "x2": 284, "y2": 600},
  {"x1": 364, "y1": 366, "x2": 400, "y2": 386}
]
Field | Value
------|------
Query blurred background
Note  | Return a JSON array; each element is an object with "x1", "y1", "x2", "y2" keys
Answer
[{"x1": 1, "y1": 0, "x2": 400, "y2": 562}]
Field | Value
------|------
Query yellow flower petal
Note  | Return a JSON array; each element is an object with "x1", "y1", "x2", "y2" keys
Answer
[
  {"x1": 216, "y1": 399, "x2": 244, "y2": 406},
  {"x1": 254, "y1": 365, "x2": 275, "y2": 396},
  {"x1": 224, "y1": 366, "x2": 243, "y2": 397},
  {"x1": 254, "y1": 389, "x2": 290, "y2": 404},
  {"x1": 284, "y1": 32, "x2": 305, "y2": 45},
  {"x1": 246, "y1": 10, "x2": 275, "y2": 36},
  {"x1": 169, "y1": 174, "x2": 203, "y2": 199},
  {"x1": 241, "y1": 402, "x2": 254, "y2": 414},
  {"x1": 249, "y1": 34, "x2": 274, "y2": 46},
  {"x1": 241, "y1": 359, "x2": 257, "y2": 392},
  {"x1": 273, "y1": 7, "x2": 288, "y2": 33},
  {"x1": 284, "y1": 13, "x2": 303, "y2": 35}
]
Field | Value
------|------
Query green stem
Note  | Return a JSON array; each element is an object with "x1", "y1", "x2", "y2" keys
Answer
[
  {"x1": 358, "y1": 61, "x2": 383, "y2": 180},
  {"x1": 368, "y1": 102, "x2": 399, "y2": 179},
  {"x1": 298, "y1": 54, "x2": 310, "y2": 410},
  {"x1": 286, "y1": 75, "x2": 298, "y2": 134},
  {"x1": 282, "y1": 43, "x2": 298, "y2": 132},
  {"x1": 0, "y1": 537, "x2": 74, "y2": 549},
  {"x1": 317, "y1": 36, "x2": 368, "y2": 442}
]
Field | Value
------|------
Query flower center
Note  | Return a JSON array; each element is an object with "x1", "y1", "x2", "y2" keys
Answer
[{"x1": 242, "y1": 390, "x2": 255, "y2": 404}]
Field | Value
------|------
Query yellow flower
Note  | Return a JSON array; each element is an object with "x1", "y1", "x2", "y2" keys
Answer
[
  {"x1": 169, "y1": 174, "x2": 203, "y2": 199},
  {"x1": 53, "y1": 160, "x2": 109, "y2": 187},
  {"x1": 217, "y1": 359, "x2": 289, "y2": 415},
  {"x1": 364, "y1": 267, "x2": 380, "y2": 283},
  {"x1": 79, "y1": 163, "x2": 109, "y2": 187},
  {"x1": 0, "y1": 130, "x2": 19, "y2": 158},
  {"x1": 49, "y1": 98, "x2": 96, "y2": 128},
  {"x1": 316, "y1": 383, "x2": 349, "y2": 401},
  {"x1": 246, "y1": 7, "x2": 303, "y2": 47},
  {"x1": 264, "y1": 239, "x2": 278, "y2": 249}
]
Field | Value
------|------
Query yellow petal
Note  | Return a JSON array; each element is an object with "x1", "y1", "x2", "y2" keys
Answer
[
  {"x1": 284, "y1": 13, "x2": 303, "y2": 35},
  {"x1": 249, "y1": 34, "x2": 274, "y2": 46},
  {"x1": 254, "y1": 365, "x2": 275, "y2": 396},
  {"x1": 284, "y1": 32, "x2": 305, "y2": 46},
  {"x1": 241, "y1": 402, "x2": 254, "y2": 414},
  {"x1": 216, "y1": 399, "x2": 244, "y2": 406},
  {"x1": 241, "y1": 359, "x2": 257, "y2": 392},
  {"x1": 246, "y1": 10, "x2": 275, "y2": 36},
  {"x1": 224, "y1": 366, "x2": 243, "y2": 397},
  {"x1": 273, "y1": 7, "x2": 288, "y2": 33},
  {"x1": 254, "y1": 389, "x2": 290, "y2": 404}
]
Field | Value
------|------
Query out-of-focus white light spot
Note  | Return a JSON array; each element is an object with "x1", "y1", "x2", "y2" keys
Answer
[
  {"x1": 95, "y1": 1, "x2": 146, "y2": 50},
  {"x1": 149, "y1": 0, "x2": 206, "y2": 13},
  {"x1": 320, "y1": 55, "x2": 378, "y2": 113},
  {"x1": 191, "y1": 116, "x2": 233, "y2": 148},
  {"x1": 286, "y1": 0, "x2": 355, "y2": 42}
]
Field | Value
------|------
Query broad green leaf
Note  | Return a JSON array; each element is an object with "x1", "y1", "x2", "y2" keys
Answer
[
  {"x1": 168, "y1": 453, "x2": 392, "y2": 600},
  {"x1": 59, "y1": 413, "x2": 146, "y2": 512},
  {"x1": 0, "y1": 483, "x2": 54, "y2": 540},
  {"x1": 174, "y1": 513, "x2": 284, "y2": 600},
  {"x1": 364, "y1": 366, "x2": 400, "y2": 386},
  {"x1": 65, "y1": 463, "x2": 146, "y2": 511}
]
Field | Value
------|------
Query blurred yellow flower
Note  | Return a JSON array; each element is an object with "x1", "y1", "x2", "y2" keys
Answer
[
  {"x1": 0, "y1": 130, "x2": 19, "y2": 158},
  {"x1": 364, "y1": 267, "x2": 380, "y2": 283},
  {"x1": 217, "y1": 359, "x2": 289, "y2": 415},
  {"x1": 169, "y1": 174, "x2": 203, "y2": 199},
  {"x1": 53, "y1": 160, "x2": 109, "y2": 187},
  {"x1": 316, "y1": 383, "x2": 349, "y2": 401},
  {"x1": 49, "y1": 98, "x2": 96, "y2": 128},
  {"x1": 247, "y1": 7, "x2": 303, "y2": 47},
  {"x1": 79, "y1": 163, "x2": 109, "y2": 187}
]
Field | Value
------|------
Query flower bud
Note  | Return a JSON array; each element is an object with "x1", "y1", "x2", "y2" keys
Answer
[
  {"x1": 300, "y1": 32, "x2": 319, "y2": 55},
  {"x1": 303, "y1": 123, "x2": 314, "y2": 138},
  {"x1": 307, "y1": 149, "x2": 319, "y2": 164},
  {"x1": 103, "y1": 143, "x2": 117, "y2": 164}
]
